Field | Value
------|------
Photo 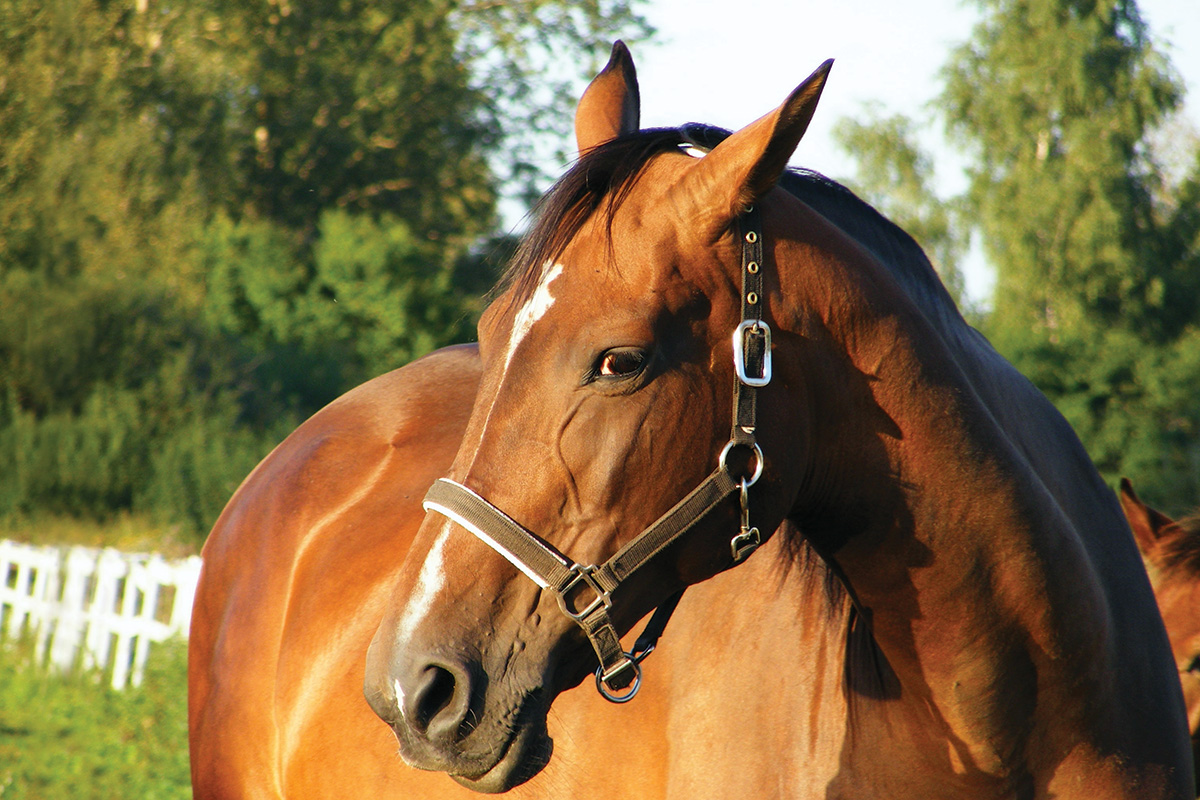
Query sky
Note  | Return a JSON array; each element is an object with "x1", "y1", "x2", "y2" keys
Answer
[{"x1": 580, "y1": 0, "x2": 1200, "y2": 303}]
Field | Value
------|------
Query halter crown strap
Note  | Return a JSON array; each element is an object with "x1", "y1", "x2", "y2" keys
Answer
[{"x1": 421, "y1": 208, "x2": 769, "y2": 701}]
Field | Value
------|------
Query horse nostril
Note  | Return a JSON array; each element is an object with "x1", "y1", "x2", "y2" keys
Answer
[{"x1": 406, "y1": 663, "x2": 472, "y2": 743}]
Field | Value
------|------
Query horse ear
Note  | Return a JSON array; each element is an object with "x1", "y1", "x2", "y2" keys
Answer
[
  {"x1": 672, "y1": 59, "x2": 833, "y2": 241},
  {"x1": 1119, "y1": 477, "x2": 1177, "y2": 556},
  {"x1": 575, "y1": 41, "x2": 641, "y2": 155}
]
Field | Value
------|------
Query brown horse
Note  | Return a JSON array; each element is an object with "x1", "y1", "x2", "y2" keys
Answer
[
  {"x1": 189, "y1": 46, "x2": 692, "y2": 798},
  {"x1": 1120, "y1": 478, "x2": 1200, "y2": 786},
  {"x1": 187, "y1": 343, "x2": 677, "y2": 797},
  {"x1": 363, "y1": 42, "x2": 1193, "y2": 797}
]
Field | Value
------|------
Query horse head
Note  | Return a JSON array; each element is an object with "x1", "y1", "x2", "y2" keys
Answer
[
  {"x1": 363, "y1": 42, "x2": 832, "y2": 791},
  {"x1": 1120, "y1": 478, "x2": 1200, "y2": 763}
]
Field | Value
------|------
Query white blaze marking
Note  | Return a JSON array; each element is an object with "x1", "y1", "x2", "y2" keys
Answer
[
  {"x1": 392, "y1": 519, "x2": 452, "y2": 718},
  {"x1": 393, "y1": 678, "x2": 406, "y2": 715},
  {"x1": 391, "y1": 261, "x2": 567, "y2": 720},
  {"x1": 504, "y1": 262, "x2": 564, "y2": 375},
  {"x1": 395, "y1": 519, "x2": 451, "y2": 642},
  {"x1": 466, "y1": 261, "x2": 565, "y2": 465}
]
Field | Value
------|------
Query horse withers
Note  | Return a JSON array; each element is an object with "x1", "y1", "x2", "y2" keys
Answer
[{"x1": 364, "y1": 42, "x2": 1193, "y2": 797}]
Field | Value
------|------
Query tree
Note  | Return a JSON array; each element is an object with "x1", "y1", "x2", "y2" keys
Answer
[
  {"x1": 833, "y1": 109, "x2": 969, "y2": 306},
  {"x1": 939, "y1": 0, "x2": 1200, "y2": 512},
  {"x1": 0, "y1": 0, "x2": 653, "y2": 537}
]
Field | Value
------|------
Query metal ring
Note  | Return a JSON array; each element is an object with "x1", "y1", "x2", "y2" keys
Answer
[
  {"x1": 745, "y1": 231, "x2": 757, "y2": 244},
  {"x1": 718, "y1": 440, "x2": 764, "y2": 486},
  {"x1": 747, "y1": 261, "x2": 759, "y2": 274},
  {"x1": 595, "y1": 659, "x2": 642, "y2": 704},
  {"x1": 746, "y1": 291, "x2": 758, "y2": 305}
]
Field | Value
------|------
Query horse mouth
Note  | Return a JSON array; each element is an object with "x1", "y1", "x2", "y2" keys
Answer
[
  {"x1": 391, "y1": 686, "x2": 553, "y2": 793},
  {"x1": 450, "y1": 720, "x2": 553, "y2": 793},
  {"x1": 448, "y1": 695, "x2": 553, "y2": 793}
]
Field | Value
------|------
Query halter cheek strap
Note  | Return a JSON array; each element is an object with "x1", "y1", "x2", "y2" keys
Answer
[{"x1": 422, "y1": 205, "x2": 771, "y2": 702}]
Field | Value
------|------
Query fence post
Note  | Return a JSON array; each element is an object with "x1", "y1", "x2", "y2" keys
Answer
[
  {"x1": 0, "y1": 540, "x2": 201, "y2": 689},
  {"x1": 48, "y1": 548, "x2": 98, "y2": 674}
]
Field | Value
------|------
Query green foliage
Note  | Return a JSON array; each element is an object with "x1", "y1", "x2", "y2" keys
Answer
[
  {"x1": 0, "y1": 0, "x2": 652, "y2": 541},
  {"x1": 835, "y1": 0, "x2": 1200, "y2": 513},
  {"x1": 0, "y1": 639, "x2": 190, "y2": 799},
  {"x1": 937, "y1": 0, "x2": 1200, "y2": 512},
  {"x1": 942, "y1": 0, "x2": 1182, "y2": 331},
  {"x1": 0, "y1": 513, "x2": 195, "y2": 557},
  {"x1": 832, "y1": 109, "x2": 969, "y2": 305}
]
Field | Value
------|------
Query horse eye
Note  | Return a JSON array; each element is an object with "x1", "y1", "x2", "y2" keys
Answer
[
  {"x1": 598, "y1": 349, "x2": 645, "y2": 378},
  {"x1": 1187, "y1": 655, "x2": 1200, "y2": 675}
]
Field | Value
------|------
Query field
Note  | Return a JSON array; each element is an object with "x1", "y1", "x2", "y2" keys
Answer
[
  {"x1": 0, "y1": 515, "x2": 194, "y2": 798},
  {"x1": 0, "y1": 638, "x2": 191, "y2": 799}
]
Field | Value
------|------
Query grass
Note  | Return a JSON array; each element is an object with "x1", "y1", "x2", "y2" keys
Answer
[
  {"x1": 0, "y1": 514, "x2": 196, "y2": 798},
  {"x1": 0, "y1": 513, "x2": 199, "y2": 559},
  {"x1": 0, "y1": 638, "x2": 192, "y2": 799}
]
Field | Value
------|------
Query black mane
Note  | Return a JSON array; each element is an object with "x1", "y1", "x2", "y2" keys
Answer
[{"x1": 497, "y1": 124, "x2": 964, "y2": 333}]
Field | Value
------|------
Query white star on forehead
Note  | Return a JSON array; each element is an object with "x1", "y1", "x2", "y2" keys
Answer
[{"x1": 504, "y1": 262, "x2": 564, "y2": 373}]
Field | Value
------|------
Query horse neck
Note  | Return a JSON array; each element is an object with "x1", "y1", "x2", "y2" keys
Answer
[{"x1": 768, "y1": 201, "x2": 1117, "y2": 702}]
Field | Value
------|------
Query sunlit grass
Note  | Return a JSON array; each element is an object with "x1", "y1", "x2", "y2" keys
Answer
[
  {"x1": 0, "y1": 638, "x2": 191, "y2": 799},
  {"x1": 0, "y1": 516, "x2": 197, "y2": 797}
]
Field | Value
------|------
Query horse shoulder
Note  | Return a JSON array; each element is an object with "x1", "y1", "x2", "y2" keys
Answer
[{"x1": 189, "y1": 344, "x2": 481, "y2": 798}]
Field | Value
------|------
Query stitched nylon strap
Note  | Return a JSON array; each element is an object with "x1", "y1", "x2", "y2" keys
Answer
[
  {"x1": 423, "y1": 466, "x2": 740, "y2": 686},
  {"x1": 423, "y1": 479, "x2": 574, "y2": 591},
  {"x1": 420, "y1": 209, "x2": 767, "y2": 696},
  {"x1": 601, "y1": 468, "x2": 740, "y2": 583}
]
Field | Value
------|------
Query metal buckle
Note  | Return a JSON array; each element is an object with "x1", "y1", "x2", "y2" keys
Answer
[
  {"x1": 558, "y1": 565, "x2": 611, "y2": 622},
  {"x1": 595, "y1": 655, "x2": 642, "y2": 703},
  {"x1": 732, "y1": 320, "x2": 772, "y2": 387}
]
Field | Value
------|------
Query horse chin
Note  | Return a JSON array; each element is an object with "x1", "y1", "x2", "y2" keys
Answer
[{"x1": 449, "y1": 715, "x2": 554, "y2": 793}]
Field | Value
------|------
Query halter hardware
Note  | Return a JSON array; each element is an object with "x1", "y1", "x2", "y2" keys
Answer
[
  {"x1": 594, "y1": 648, "x2": 643, "y2": 703},
  {"x1": 733, "y1": 320, "x2": 772, "y2": 387},
  {"x1": 731, "y1": 478, "x2": 762, "y2": 564},
  {"x1": 422, "y1": 205, "x2": 771, "y2": 702},
  {"x1": 559, "y1": 565, "x2": 612, "y2": 621}
]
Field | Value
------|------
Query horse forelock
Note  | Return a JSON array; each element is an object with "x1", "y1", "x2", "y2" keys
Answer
[{"x1": 494, "y1": 128, "x2": 693, "y2": 314}]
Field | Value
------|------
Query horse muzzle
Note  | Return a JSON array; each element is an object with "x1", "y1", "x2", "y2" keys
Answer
[{"x1": 364, "y1": 631, "x2": 555, "y2": 792}]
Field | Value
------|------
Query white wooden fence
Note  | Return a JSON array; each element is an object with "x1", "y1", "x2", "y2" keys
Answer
[{"x1": 0, "y1": 539, "x2": 202, "y2": 690}]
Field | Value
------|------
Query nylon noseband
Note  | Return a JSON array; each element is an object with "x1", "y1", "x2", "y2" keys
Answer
[{"x1": 423, "y1": 204, "x2": 771, "y2": 702}]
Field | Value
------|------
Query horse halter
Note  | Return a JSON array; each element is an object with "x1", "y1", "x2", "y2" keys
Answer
[{"x1": 422, "y1": 204, "x2": 771, "y2": 703}]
